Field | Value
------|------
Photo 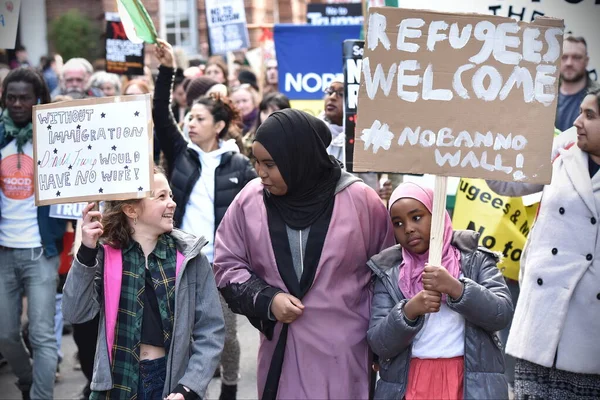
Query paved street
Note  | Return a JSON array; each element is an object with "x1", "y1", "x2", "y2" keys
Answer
[{"x1": 0, "y1": 316, "x2": 259, "y2": 400}]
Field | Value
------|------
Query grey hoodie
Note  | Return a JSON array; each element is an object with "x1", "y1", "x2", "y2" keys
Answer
[
  {"x1": 367, "y1": 230, "x2": 513, "y2": 400},
  {"x1": 62, "y1": 229, "x2": 225, "y2": 398}
]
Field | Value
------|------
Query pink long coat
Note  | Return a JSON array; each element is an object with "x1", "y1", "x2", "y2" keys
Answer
[{"x1": 214, "y1": 178, "x2": 395, "y2": 399}]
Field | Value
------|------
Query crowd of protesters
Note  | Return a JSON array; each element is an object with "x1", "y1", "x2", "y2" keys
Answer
[{"x1": 0, "y1": 31, "x2": 598, "y2": 400}]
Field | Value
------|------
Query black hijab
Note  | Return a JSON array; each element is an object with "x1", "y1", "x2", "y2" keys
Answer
[{"x1": 254, "y1": 108, "x2": 341, "y2": 230}]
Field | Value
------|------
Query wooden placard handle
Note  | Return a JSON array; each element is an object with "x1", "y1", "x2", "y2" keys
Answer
[{"x1": 428, "y1": 175, "x2": 448, "y2": 266}]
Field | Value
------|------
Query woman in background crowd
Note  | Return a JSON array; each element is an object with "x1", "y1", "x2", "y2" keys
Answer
[
  {"x1": 231, "y1": 84, "x2": 260, "y2": 135},
  {"x1": 154, "y1": 40, "x2": 256, "y2": 400},
  {"x1": 205, "y1": 58, "x2": 229, "y2": 86},
  {"x1": 90, "y1": 71, "x2": 121, "y2": 97}
]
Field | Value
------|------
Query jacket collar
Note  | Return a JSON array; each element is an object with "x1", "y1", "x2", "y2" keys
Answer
[
  {"x1": 169, "y1": 228, "x2": 207, "y2": 259},
  {"x1": 561, "y1": 144, "x2": 598, "y2": 217}
]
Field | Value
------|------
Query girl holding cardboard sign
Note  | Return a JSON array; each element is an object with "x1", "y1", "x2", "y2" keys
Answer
[
  {"x1": 62, "y1": 169, "x2": 225, "y2": 400},
  {"x1": 367, "y1": 182, "x2": 513, "y2": 399}
]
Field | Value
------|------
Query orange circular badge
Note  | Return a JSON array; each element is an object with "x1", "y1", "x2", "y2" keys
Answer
[{"x1": 0, "y1": 154, "x2": 35, "y2": 200}]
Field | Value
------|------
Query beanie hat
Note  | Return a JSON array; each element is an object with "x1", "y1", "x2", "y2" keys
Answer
[
  {"x1": 237, "y1": 69, "x2": 259, "y2": 92},
  {"x1": 186, "y1": 76, "x2": 219, "y2": 107}
]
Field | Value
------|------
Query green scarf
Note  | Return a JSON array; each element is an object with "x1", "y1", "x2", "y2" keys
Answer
[{"x1": 2, "y1": 113, "x2": 33, "y2": 155}]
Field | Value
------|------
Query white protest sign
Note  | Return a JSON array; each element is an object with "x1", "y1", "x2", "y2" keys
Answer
[
  {"x1": 0, "y1": 0, "x2": 21, "y2": 49},
  {"x1": 205, "y1": 0, "x2": 250, "y2": 54},
  {"x1": 354, "y1": 7, "x2": 564, "y2": 184},
  {"x1": 397, "y1": 0, "x2": 600, "y2": 80},
  {"x1": 33, "y1": 95, "x2": 154, "y2": 206}
]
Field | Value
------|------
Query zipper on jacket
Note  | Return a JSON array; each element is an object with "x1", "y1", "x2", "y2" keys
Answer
[
  {"x1": 299, "y1": 230, "x2": 304, "y2": 272},
  {"x1": 166, "y1": 237, "x2": 206, "y2": 391},
  {"x1": 367, "y1": 260, "x2": 402, "y2": 304}
]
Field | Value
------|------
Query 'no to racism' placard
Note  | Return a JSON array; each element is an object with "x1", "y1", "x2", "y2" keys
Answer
[
  {"x1": 354, "y1": 7, "x2": 564, "y2": 184},
  {"x1": 33, "y1": 95, "x2": 154, "y2": 206}
]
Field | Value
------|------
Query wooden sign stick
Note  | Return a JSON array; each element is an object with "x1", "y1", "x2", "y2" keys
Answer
[{"x1": 428, "y1": 175, "x2": 448, "y2": 266}]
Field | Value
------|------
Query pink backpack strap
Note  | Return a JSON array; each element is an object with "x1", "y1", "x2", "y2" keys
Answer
[
  {"x1": 176, "y1": 251, "x2": 185, "y2": 277},
  {"x1": 103, "y1": 245, "x2": 123, "y2": 365}
]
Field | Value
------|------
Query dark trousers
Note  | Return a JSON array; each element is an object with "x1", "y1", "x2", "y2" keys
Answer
[
  {"x1": 72, "y1": 315, "x2": 100, "y2": 395},
  {"x1": 138, "y1": 357, "x2": 167, "y2": 400}
]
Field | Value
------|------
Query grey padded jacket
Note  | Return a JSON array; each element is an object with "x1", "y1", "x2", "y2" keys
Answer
[
  {"x1": 62, "y1": 229, "x2": 225, "y2": 399},
  {"x1": 367, "y1": 230, "x2": 513, "y2": 400}
]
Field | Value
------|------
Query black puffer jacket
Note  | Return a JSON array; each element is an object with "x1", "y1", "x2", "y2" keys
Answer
[{"x1": 154, "y1": 65, "x2": 256, "y2": 229}]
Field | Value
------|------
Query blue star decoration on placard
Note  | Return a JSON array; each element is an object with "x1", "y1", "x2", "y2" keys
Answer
[
  {"x1": 37, "y1": 160, "x2": 41, "y2": 165},
  {"x1": 56, "y1": 191, "x2": 61, "y2": 197},
  {"x1": 134, "y1": 111, "x2": 140, "y2": 117},
  {"x1": 101, "y1": 112, "x2": 106, "y2": 118},
  {"x1": 98, "y1": 188, "x2": 104, "y2": 193},
  {"x1": 124, "y1": 165, "x2": 129, "y2": 170},
  {"x1": 47, "y1": 125, "x2": 51, "y2": 130},
  {"x1": 53, "y1": 148, "x2": 58, "y2": 154},
  {"x1": 88, "y1": 144, "x2": 92, "y2": 150},
  {"x1": 76, "y1": 124, "x2": 81, "y2": 130},
  {"x1": 68, "y1": 165, "x2": 73, "y2": 170},
  {"x1": 138, "y1": 186, "x2": 143, "y2": 191},
  {"x1": 111, "y1": 145, "x2": 117, "y2": 151}
]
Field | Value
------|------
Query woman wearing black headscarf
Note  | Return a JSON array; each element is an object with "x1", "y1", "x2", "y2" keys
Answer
[{"x1": 213, "y1": 109, "x2": 394, "y2": 399}]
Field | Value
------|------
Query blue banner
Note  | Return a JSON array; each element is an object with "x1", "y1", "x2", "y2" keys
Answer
[{"x1": 274, "y1": 24, "x2": 361, "y2": 100}]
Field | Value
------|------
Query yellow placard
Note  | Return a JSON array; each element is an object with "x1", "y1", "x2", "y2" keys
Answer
[
  {"x1": 290, "y1": 100, "x2": 324, "y2": 118},
  {"x1": 452, "y1": 178, "x2": 538, "y2": 281}
]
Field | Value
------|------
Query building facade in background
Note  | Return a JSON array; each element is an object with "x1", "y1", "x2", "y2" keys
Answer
[{"x1": 9, "y1": 0, "x2": 345, "y2": 67}]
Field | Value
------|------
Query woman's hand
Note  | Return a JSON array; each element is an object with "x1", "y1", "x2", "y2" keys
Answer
[
  {"x1": 81, "y1": 203, "x2": 103, "y2": 249},
  {"x1": 270, "y1": 293, "x2": 304, "y2": 323},
  {"x1": 165, "y1": 393, "x2": 185, "y2": 400},
  {"x1": 422, "y1": 264, "x2": 464, "y2": 299},
  {"x1": 154, "y1": 39, "x2": 175, "y2": 68},
  {"x1": 404, "y1": 290, "x2": 441, "y2": 320}
]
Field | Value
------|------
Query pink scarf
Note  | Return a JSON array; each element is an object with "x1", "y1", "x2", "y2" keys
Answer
[{"x1": 389, "y1": 182, "x2": 461, "y2": 299}]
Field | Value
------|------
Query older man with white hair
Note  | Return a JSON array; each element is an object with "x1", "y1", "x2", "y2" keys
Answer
[{"x1": 51, "y1": 58, "x2": 103, "y2": 99}]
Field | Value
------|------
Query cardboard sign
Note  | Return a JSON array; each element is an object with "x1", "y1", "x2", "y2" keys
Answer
[
  {"x1": 0, "y1": 0, "x2": 21, "y2": 49},
  {"x1": 307, "y1": 3, "x2": 363, "y2": 26},
  {"x1": 274, "y1": 24, "x2": 361, "y2": 100},
  {"x1": 105, "y1": 12, "x2": 145, "y2": 76},
  {"x1": 398, "y1": 0, "x2": 600, "y2": 82},
  {"x1": 33, "y1": 95, "x2": 154, "y2": 206},
  {"x1": 343, "y1": 39, "x2": 364, "y2": 172},
  {"x1": 354, "y1": 7, "x2": 564, "y2": 184},
  {"x1": 205, "y1": 0, "x2": 250, "y2": 55}
]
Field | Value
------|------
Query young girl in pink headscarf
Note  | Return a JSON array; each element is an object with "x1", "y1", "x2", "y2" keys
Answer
[{"x1": 367, "y1": 182, "x2": 513, "y2": 400}]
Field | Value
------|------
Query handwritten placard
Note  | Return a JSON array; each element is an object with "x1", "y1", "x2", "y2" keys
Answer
[
  {"x1": 354, "y1": 7, "x2": 564, "y2": 184},
  {"x1": 33, "y1": 95, "x2": 154, "y2": 206},
  {"x1": 0, "y1": 0, "x2": 21, "y2": 49}
]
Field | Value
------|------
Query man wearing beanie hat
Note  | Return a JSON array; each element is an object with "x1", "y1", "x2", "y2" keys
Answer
[{"x1": 185, "y1": 76, "x2": 219, "y2": 107}]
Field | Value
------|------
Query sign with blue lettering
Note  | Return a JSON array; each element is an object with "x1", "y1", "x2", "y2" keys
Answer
[
  {"x1": 0, "y1": 0, "x2": 21, "y2": 49},
  {"x1": 275, "y1": 24, "x2": 361, "y2": 100}
]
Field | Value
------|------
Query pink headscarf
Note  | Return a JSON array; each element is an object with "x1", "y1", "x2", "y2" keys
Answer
[{"x1": 389, "y1": 182, "x2": 461, "y2": 299}]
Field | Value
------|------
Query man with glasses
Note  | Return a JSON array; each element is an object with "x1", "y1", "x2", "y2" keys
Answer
[
  {"x1": 319, "y1": 81, "x2": 394, "y2": 198},
  {"x1": 51, "y1": 58, "x2": 103, "y2": 100},
  {"x1": 556, "y1": 36, "x2": 600, "y2": 132}
]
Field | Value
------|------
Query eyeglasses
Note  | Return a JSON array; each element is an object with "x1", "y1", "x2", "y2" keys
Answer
[{"x1": 324, "y1": 88, "x2": 344, "y2": 97}]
